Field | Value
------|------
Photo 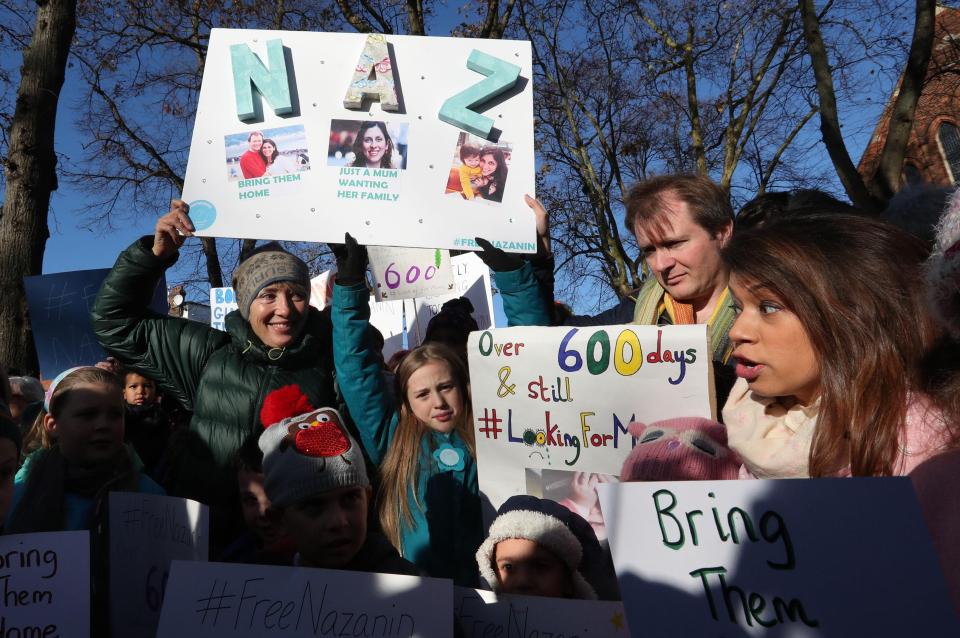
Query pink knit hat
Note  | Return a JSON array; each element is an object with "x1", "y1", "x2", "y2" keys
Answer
[{"x1": 620, "y1": 417, "x2": 740, "y2": 482}]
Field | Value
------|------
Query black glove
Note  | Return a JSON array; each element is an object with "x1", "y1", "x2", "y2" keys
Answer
[
  {"x1": 328, "y1": 232, "x2": 368, "y2": 285},
  {"x1": 474, "y1": 237, "x2": 524, "y2": 272}
]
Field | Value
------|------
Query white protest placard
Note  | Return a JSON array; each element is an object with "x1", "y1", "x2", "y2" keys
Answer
[
  {"x1": 409, "y1": 252, "x2": 495, "y2": 345},
  {"x1": 182, "y1": 29, "x2": 536, "y2": 252},
  {"x1": 368, "y1": 246, "x2": 455, "y2": 301},
  {"x1": 110, "y1": 493, "x2": 209, "y2": 638},
  {"x1": 597, "y1": 478, "x2": 959, "y2": 637},
  {"x1": 157, "y1": 560, "x2": 452, "y2": 637},
  {"x1": 309, "y1": 270, "x2": 335, "y2": 310},
  {"x1": 455, "y1": 587, "x2": 630, "y2": 637},
  {"x1": 210, "y1": 287, "x2": 239, "y2": 330},
  {"x1": 0, "y1": 531, "x2": 89, "y2": 637},
  {"x1": 467, "y1": 324, "x2": 712, "y2": 523}
]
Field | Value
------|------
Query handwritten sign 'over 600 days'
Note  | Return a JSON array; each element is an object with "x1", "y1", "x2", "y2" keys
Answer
[{"x1": 467, "y1": 324, "x2": 712, "y2": 518}]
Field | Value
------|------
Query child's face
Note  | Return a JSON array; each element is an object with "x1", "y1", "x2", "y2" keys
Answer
[
  {"x1": 406, "y1": 360, "x2": 464, "y2": 434},
  {"x1": 464, "y1": 153, "x2": 481, "y2": 168},
  {"x1": 0, "y1": 439, "x2": 17, "y2": 521},
  {"x1": 124, "y1": 373, "x2": 157, "y2": 406},
  {"x1": 280, "y1": 486, "x2": 369, "y2": 568},
  {"x1": 238, "y1": 468, "x2": 280, "y2": 545},
  {"x1": 494, "y1": 538, "x2": 573, "y2": 598},
  {"x1": 44, "y1": 382, "x2": 125, "y2": 466}
]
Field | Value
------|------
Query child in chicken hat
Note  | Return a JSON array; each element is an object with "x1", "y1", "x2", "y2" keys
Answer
[{"x1": 258, "y1": 384, "x2": 417, "y2": 575}]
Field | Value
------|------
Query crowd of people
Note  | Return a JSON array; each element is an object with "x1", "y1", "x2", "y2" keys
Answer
[{"x1": 1, "y1": 172, "x2": 959, "y2": 632}]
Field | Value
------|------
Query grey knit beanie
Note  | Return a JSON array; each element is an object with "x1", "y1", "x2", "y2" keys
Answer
[
  {"x1": 232, "y1": 243, "x2": 310, "y2": 320},
  {"x1": 258, "y1": 407, "x2": 369, "y2": 508}
]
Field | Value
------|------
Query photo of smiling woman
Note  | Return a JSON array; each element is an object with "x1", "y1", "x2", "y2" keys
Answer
[
  {"x1": 474, "y1": 147, "x2": 509, "y2": 203},
  {"x1": 350, "y1": 121, "x2": 395, "y2": 169},
  {"x1": 327, "y1": 119, "x2": 408, "y2": 170},
  {"x1": 720, "y1": 213, "x2": 956, "y2": 479}
]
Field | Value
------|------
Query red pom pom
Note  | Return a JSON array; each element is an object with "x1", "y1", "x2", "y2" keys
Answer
[{"x1": 260, "y1": 384, "x2": 315, "y2": 428}]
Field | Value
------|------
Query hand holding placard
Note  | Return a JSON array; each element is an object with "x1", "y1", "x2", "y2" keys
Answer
[
  {"x1": 329, "y1": 233, "x2": 368, "y2": 286},
  {"x1": 153, "y1": 200, "x2": 194, "y2": 259}
]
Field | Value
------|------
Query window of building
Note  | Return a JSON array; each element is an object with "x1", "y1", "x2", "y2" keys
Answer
[{"x1": 938, "y1": 122, "x2": 960, "y2": 184}]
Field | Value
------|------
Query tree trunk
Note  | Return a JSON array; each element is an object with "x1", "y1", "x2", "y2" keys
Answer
[
  {"x1": 800, "y1": 0, "x2": 883, "y2": 213},
  {"x1": 871, "y1": 0, "x2": 936, "y2": 199},
  {"x1": 0, "y1": 0, "x2": 78, "y2": 376},
  {"x1": 200, "y1": 237, "x2": 224, "y2": 288}
]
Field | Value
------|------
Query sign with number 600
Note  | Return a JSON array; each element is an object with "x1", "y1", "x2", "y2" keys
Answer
[{"x1": 368, "y1": 246, "x2": 455, "y2": 301}]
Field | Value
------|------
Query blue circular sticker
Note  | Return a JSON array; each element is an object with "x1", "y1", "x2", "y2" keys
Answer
[{"x1": 188, "y1": 200, "x2": 217, "y2": 231}]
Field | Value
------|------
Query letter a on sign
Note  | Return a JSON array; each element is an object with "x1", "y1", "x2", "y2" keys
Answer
[
  {"x1": 230, "y1": 39, "x2": 293, "y2": 121},
  {"x1": 343, "y1": 34, "x2": 400, "y2": 112},
  {"x1": 439, "y1": 49, "x2": 520, "y2": 139}
]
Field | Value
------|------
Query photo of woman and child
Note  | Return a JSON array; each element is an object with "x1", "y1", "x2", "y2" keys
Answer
[
  {"x1": 445, "y1": 132, "x2": 512, "y2": 203},
  {"x1": 225, "y1": 125, "x2": 311, "y2": 181},
  {"x1": 327, "y1": 120, "x2": 408, "y2": 170}
]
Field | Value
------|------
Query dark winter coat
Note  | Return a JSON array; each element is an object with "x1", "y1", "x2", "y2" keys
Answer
[{"x1": 91, "y1": 237, "x2": 340, "y2": 508}]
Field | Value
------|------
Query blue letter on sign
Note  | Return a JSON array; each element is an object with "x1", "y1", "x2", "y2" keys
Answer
[
  {"x1": 230, "y1": 39, "x2": 293, "y2": 121},
  {"x1": 439, "y1": 50, "x2": 520, "y2": 139}
]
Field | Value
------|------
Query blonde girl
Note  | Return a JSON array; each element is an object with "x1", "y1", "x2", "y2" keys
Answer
[{"x1": 330, "y1": 237, "x2": 484, "y2": 583}]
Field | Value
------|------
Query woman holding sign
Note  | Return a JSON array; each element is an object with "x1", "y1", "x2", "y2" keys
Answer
[
  {"x1": 721, "y1": 213, "x2": 956, "y2": 478},
  {"x1": 91, "y1": 201, "x2": 341, "y2": 548},
  {"x1": 349, "y1": 121, "x2": 397, "y2": 169}
]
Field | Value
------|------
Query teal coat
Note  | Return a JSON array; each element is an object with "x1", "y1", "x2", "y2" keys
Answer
[
  {"x1": 8, "y1": 448, "x2": 165, "y2": 531},
  {"x1": 332, "y1": 282, "x2": 482, "y2": 584},
  {"x1": 91, "y1": 237, "x2": 340, "y2": 507}
]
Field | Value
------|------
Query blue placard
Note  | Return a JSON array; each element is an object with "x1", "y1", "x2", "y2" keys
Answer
[{"x1": 23, "y1": 268, "x2": 167, "y2": 379}]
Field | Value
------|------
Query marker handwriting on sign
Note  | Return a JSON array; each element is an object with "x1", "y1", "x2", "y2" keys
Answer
[
  {"x1": 475, "y1": 407, "x2": 634, "y2": 466},
  {"x1": 192, "y1": 577, "x2": 416, "y2": 636},
  {"x1": 557, "y1": 328, "x2": 696, "y2": 385},
  {"x1": 383, "y1": 262, "x2": 438, "y2": 290},
  {"x1": 653, "y1": 488, "x2": 818, "y2": 630}
]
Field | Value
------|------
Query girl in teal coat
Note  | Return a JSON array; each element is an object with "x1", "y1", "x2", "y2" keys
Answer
[
  {"x1": 333, "y1": 279, "x2": 482, "y2": 584},
  {"x1": 331, "y1": 234, "x2": 552, "y2": 583}
]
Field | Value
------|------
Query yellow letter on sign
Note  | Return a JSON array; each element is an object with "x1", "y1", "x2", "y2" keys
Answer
[{"x1": 343, "y1": 34, "x2": 400, "y2": 112}]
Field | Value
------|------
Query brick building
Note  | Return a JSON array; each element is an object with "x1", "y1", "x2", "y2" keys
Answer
[{"x1": 858, "y1": 5, "x2": 960, "y2": 186}]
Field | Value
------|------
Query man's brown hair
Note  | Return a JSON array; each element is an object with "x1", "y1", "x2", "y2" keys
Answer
[{"x1": 624, "y1": 174, "x2": 733, "y2": 237}]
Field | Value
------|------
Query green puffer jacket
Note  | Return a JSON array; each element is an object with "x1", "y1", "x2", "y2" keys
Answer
[{"x1": 91, "y1": 237, "x2": 339, "y2": 507}]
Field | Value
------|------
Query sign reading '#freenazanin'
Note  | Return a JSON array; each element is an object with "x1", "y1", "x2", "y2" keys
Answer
[
  {"x1": 183, "y1": 29, "x2": 536, "y2": 252},
  {"x1": 597, "y1": 478, "x2": 959, "y2": 637},
  {"x1": 157, "y1": 560, "x2": 452, "y2": 637},
  {"x1": 467, "y1": 324, "x2": 712, "y2": 521}
]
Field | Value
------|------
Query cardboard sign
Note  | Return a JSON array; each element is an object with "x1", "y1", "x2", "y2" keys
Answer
[
  {"x1": 597, "y1": 478, "x2": 959, "y2": 637},
  {"x1": 409, "y1": 252, "x2": 494, "y2": 345},
  {"x1": 368, "y1": 246, "x2": 455, "y2": 301},
  {"x1": 157, "y1": 560, "x2": 452, "y2": 637},
  {"x1": 0, "y1": 531, "x2": 90, "y2": 637},
  {"x1": 23, "y1": 269, "x2": 167, "y2": 379},
  {"x1": 467, "y1": 324, "x2": 712, "y2": 521},
  {"x1": 182, "y1": 29, "x2": 536, "y2": 252},
  {"x1": 455, "y1": 587, "x2": 630, "y2": 637},
  {"x1": 209, "y1": 287, "x2": 240, "y2": 330},
  {"x1": 110, "y1": 493, "x2": 210, "y2": 638}
]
